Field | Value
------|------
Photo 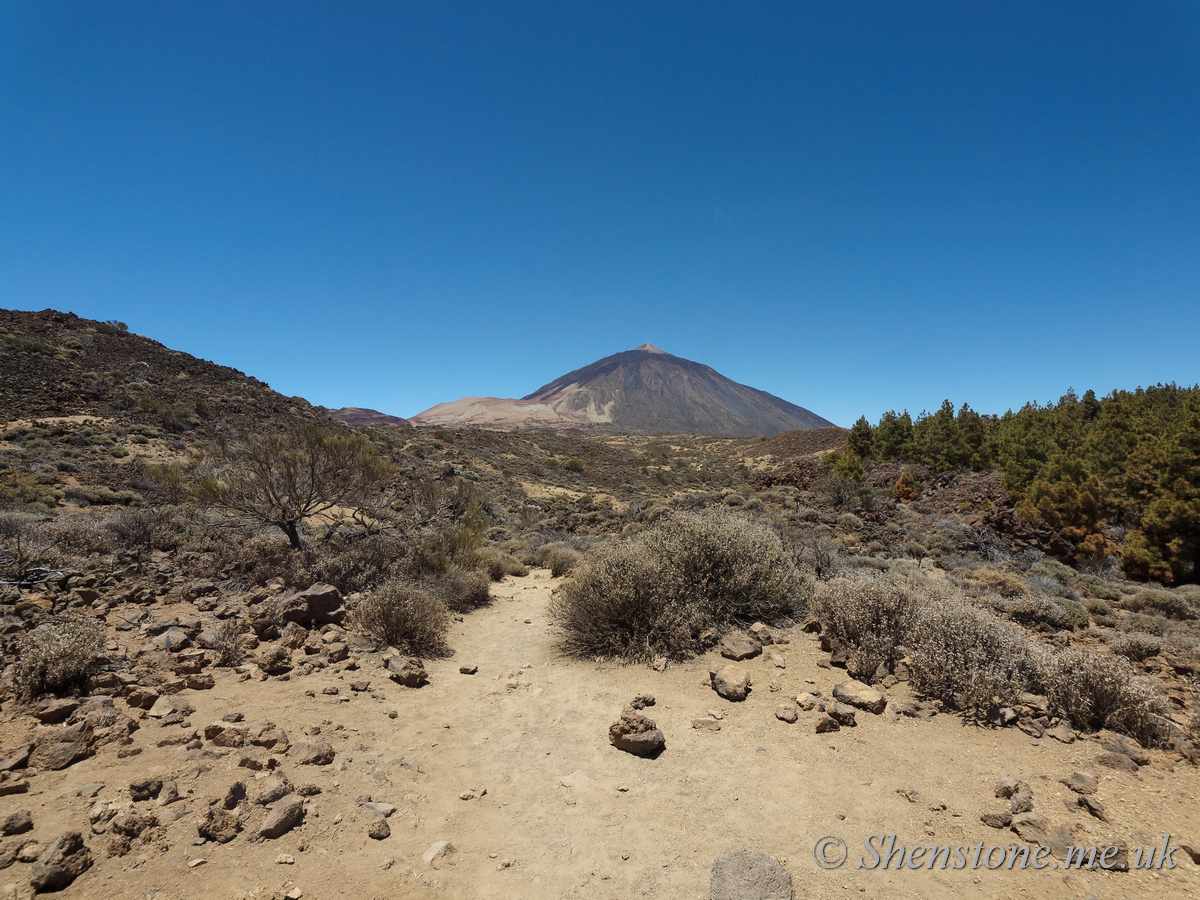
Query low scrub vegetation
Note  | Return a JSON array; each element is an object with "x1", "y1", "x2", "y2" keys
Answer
[
  {"x1": 13, "y1": 616, "x2": 107, "y2": 698},
  {"x1": 348, "y1": 577, "x2": 450, "y2": 657},
  {"x1": 549, "y1": 510, "x2": 811, "y2": 662}
]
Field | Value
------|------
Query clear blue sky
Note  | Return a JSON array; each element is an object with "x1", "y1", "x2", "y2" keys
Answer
[{"x1": 3, "y1": 2, "x2": 1198, "y2": 427}]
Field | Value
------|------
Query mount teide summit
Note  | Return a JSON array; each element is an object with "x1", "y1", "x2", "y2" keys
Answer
[{"x1": 411, "y1": 344, "x2": 835, "y2": 436}]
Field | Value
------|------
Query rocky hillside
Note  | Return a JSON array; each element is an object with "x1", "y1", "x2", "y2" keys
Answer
[{"x1": 0, "y1": 309, "x2": 329, "y2": 437}]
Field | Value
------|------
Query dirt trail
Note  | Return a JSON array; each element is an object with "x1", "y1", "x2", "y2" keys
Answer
[{"x1": 4, "y1": 571, "x2": 1200, "y2": 899}]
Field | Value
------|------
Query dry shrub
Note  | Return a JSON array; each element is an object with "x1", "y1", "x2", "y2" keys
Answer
[
  {"x1": 348, "y1": 578, "x2": 449, "y2": 657},
  {"x1": 472, "y1": 547, "x2": 528, "y2": 581},
  {"x1": 1122, "y1": 590, "x2": 1196, "y2": 620},
  {"x1": 211, "y1": 619, "x2": 245, "y2": 667},
  {"x1": 1107, "y1": 632, "x2": 1164, "y2": 662},
  {"x1": 1041, "y1": 648, "x2": 1170, "y2": 745},
  {"x1": 907, "y1": 596, "x2": 1044, "y2": 718},
  {"x1": 811, "y1": 572, "x2": 922, "y2": 677},
  {"x1": 433, "y1": 565, "x2": 491, "y2": 612},
  {"x1": 1006, "y1": 595, "x2": 1072, "y2": 630},
  {"x1": 13, "y1": 615, "x2": 107, "y2": 698},
  {"x1": 41, "y1": 515, "x2": 116, "y2": 556},
  {"x1": 967, "y1": 567, "x2": 1030, "y2": 599},
  {"x1": 531, "y1": 542, "x2": 580, "y2": 577},
  {"x1": 549, "y1": 510, "x2": 810, "y2": 662}
]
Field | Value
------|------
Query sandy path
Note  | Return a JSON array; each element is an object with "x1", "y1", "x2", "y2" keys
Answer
[{"x1": 5, "y1": 571, "x2": 1199, "y2": 899}]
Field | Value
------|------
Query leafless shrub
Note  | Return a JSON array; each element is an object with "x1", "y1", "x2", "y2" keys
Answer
[
  {"x1": 531, "y1": 542, "x2": 581, "y2": 577},
  {"x1": 549, "y1": 510, "x2": 810, "y2": 662},
  {"x1": 811, "y1": 572, "x2": 923, "y2": 677},
  {"x1": 433, "y1": 565, "x2": 491, "y2": 613},
  {"x1": 348, "y1": 578, "x2": 450, "y2": 657},
  {"x1": 906, "y1": 596, "x2": 1044, "y2": 719},
  {"x1": 12, "y1": 615, "x2": 107, "y2": 698},
  {"x1": 1041, "y1": 648, "x2": 1170, "y2": 746},
  {"x1": 211, "y1": 619, "x2": 245, "y2": 667},
  {"x1": 471, "y1": 547, "x2": 528, "y2": 581},
  {"x1": 0, "y1": 514, "x2": 76, "y2": 588},
  {"x1": 41, "y1": 515, "x2": 116, "y2": 556},
  {"x1": 1107, "y1": 632, "x2": 1165, "y2": 663}
]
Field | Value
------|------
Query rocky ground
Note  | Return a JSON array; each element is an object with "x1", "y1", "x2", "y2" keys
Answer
[{"x1": 2, "y1": 571, "x2": 1199, "y2": 899}]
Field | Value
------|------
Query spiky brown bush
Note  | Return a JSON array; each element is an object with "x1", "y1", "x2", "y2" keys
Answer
[
  {"x1": 549, "y1": 510, "x2": 810, "y2": 662},
  {"x1": 211, "y1": 619, "x2": 245, "y2": 667},
  {"x1": 1041, "y1": 648, "x2": 1170, "y2": 745},
  {"x1": 810, "y1": 572, "x2": 922, "y2": 677},
  {"x1": 12, "y1": 615, "x2": 107, "y2": 698},
  {"x1": 531, "y1": 542, "x2": 580, "y2": 577},
  {"x1": 472, "y1": 548, "x2": 528, "y2": 581},
  {"x1": 348, "y1": 578, "x2": 450, "y2": 657},
  {"x1": 433, "y1": 565, "x2": 491, "y2": 612}
]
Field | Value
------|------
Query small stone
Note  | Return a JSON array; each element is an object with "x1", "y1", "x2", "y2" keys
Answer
[
  {"x1": 459, "y1": 665, "x2": 478, "y2": 675},
  {"x1": 1095, "y1": 752, "x2": 1138, "y2": 773},
  {"x1": 1076, "y1": 795, "x2": 1109, "y2": 822},
  {"x1": 385, "y1": 656, "x2": 427, "y2": 687},
  {"x1": 129, "y1": 778, "x2": 163, "y2": 802},
  {"x1": 1046, "y1": 720, "x2": 1075, "y2": 743},
  {"x1": 368, "y1": 818, "x2": 391, "y2": 839},
  {"x1": 197, "y1": 807, "x2": 241, "y2": 844},
  {"x1": 609, "y1": 707, "x2": 665, "y2": 757},
  {"x1": 292, "y1": 740, "x2": 336, "y2": 765},
  {"x1": 188, "y1": 858, "x2": 207, "y2": 868},
  {"x1": 994, "y1": 777, "x2": 1021, "y2": 799},
  {"x1": 896, "y1": 787, "x2": 921, "y2": 803},
  {"x1": 1060, "y1": 772, "x2": 1098, "y2": 795},
  {"x1": 276, "y1": 853, "x2": 295, "y2": 864},
  {"x1": 258, "y1": 794, "x2": 304, "y2": 839},
  {"x1": 719, "y1": 631, "x2": 762, "y2": 661},
  {"x1": 828, "y1": 703, "x2": 857, "y2": 726},
  {"x1": 423, "y1": 840, "x2": 456, "y2": 866},
  {"x1": 30, "y1": 831, "x2": 93, "y2": 891},
  {"x1": 815, "y1": 715, "x2": 839, "y2": 733},
  {"x1": 832, "y1": 680, "x2": 887, "y2": 714},
  {"x1": 1, "y1": 810, "x2": 33, "y2": 836},
  {"x1": 981, "y1": 811, "x2": 1012, "y2": 828},
  {"x1": 693, "y1": 718, "x2": 722, "y2": 732},
  {"x1": 775, "y1": 703, "x2": 798, "y2": 723},
  {"x1": 1010, "y1": 791, "x2": 1034, "y2": 815}
]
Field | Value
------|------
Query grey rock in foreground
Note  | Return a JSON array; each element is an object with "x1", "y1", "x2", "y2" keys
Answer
[
  {"x1": 30, "y1": 831, "x2": 93, "y2": 892},
  {"x1": 711, "y1": 850, "x2": 793, "y2": 900}
]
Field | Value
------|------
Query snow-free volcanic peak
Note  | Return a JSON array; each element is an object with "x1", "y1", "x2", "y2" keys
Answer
[{"x1": 411, "y1": 345, "x2": 834, "y2": 436}]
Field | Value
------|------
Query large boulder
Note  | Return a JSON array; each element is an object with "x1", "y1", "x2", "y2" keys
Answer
[
  {"x1": 30, "y1": 723, "x2": 93, "y2": 771},
  {"x1": 832, "y1": 680, "x2": 887, "y2": 714},
  {"x1": 711, "y1": 850, "x2": 793, "y2": 900},
  {"x1": 719, "y1": 631, "x2": 762, "y2": 661},
  {"x1": 272, "y1": 583, "x2": 345, "y2": 626}
]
